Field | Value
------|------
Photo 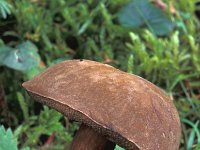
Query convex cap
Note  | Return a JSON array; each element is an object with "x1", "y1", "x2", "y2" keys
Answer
[{"x1": 23, "y1": 60, "x2": 181, "y2": 150}]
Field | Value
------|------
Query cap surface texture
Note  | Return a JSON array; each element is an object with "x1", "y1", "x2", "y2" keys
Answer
[{"x1": 23, "y1": 60, "x2": 181, "y2": 150}]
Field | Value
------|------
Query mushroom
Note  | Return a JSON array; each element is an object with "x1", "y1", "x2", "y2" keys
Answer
[{"x1": 22, "y1": 60, "x2": 181, "y2": 150}]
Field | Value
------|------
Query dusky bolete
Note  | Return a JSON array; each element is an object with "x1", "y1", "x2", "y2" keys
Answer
[{"x1": 22, "y1": 60, "x2": 181, "y2": 150}]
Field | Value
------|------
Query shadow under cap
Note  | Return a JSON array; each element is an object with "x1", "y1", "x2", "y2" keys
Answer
[{"x1": 22, "y1": 59, "x2": 181, "y2": 150}]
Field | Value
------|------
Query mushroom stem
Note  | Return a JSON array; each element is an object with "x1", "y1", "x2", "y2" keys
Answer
[{"x1": 70, "y1": 124, "x2": 116, "y2": 150}]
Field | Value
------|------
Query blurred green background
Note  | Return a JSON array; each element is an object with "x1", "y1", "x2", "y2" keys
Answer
[{"x1": 0, "y1": 0, "x2": 200, "y2": 149}]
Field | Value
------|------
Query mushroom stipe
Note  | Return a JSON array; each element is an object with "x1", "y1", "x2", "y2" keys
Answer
[{"x1": 22, "y1": 60, "x2": 181, "y2": 150}]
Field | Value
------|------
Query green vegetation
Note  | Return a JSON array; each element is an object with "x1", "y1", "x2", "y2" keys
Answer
[{"x1": 0, "y1": 0, "x2": 199, "y2": 149}]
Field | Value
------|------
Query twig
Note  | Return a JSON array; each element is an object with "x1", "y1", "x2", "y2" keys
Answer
[
  {"x1": 152, "y1": 0, "x2": 177, "y2": 15},
  {"x1": 44, "y1": 132, "x2": 55, "y2": 147}
]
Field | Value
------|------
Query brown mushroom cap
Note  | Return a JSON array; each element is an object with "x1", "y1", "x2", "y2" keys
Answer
[{"x1": 22, "y1": 60, "x2": 181, "y2": 150}]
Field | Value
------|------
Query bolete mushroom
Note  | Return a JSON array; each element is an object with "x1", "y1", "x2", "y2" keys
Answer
[{"x1": 22, "y1": 60, "x2": 181, "y2": 150}]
